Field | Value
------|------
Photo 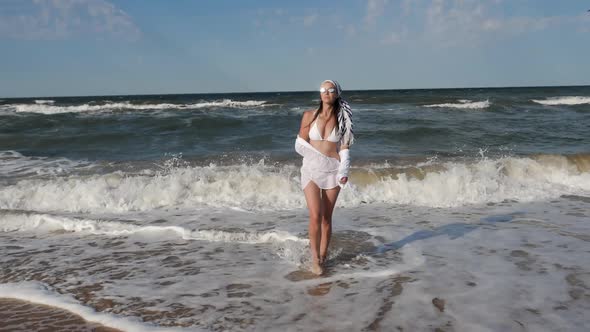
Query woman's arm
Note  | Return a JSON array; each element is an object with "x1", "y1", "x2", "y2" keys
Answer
[
  {"x1": 298, "y1": 111, "x2": 313, "y2": 141},
  {"x1": 338, "y1": 145, "x2": 350, "y2": 185}
]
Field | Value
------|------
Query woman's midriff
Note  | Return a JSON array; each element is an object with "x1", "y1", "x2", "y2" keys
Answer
[{"x1": 310, "y1": 140, "x2": 340, "y2": 160}]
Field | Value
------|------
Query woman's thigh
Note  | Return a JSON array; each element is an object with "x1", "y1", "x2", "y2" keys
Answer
[
  {"x1": 303, "y1": 181, "x2": 322, "y2": 218},
  {"x1": 321, "y1": 186, "x2": 340, "y2": 218}
]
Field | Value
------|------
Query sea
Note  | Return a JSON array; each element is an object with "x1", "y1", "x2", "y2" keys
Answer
[{"x1": 0, "y1": 86, "x2": 589, "y2": 331}]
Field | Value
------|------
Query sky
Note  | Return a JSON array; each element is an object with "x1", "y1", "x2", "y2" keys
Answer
[{"x1": 0, "y1": 0, "x2": 589, "y2": 97}]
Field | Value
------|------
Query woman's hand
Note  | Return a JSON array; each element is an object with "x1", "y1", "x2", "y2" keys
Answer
[{"x1": 339, "y1": 176, "x2": 348, "y2": 185}]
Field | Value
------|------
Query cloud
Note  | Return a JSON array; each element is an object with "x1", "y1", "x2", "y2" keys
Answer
[
  {"x1": 257, "y1": 1, "x2": 585, "y2": 48},
  {"x1": 0, "y1": 0, "x2": 140, "y2": 40},
  {"x1": 345, "y1": 24, "x2": 357, "y2": 37},
  {"x1": 380, "y1": 31, "x2": 401, "y2": 45},
  {"x1": 481, "y1": 16, "x2": 561, "y2": 34},
  {"x1": 366, "y1": 0, "x2": 587, "y2": 49},
  {"x1": 284, "y1": 12, "x2": 318, "y2": 28},
  {"x1": 421, "y1": 0, "x2": 582, "y2": 45},
  {"x1": 253, "y1": 7, "x2": 287, "y2": 32},
  {"x1": 303, "y1": 14, "x2": 318, "y2": 27},
  {"x1": 365, "y1": 0, "x2": 389, "y2": 28},
  {"x1": 425, "y1": 0, "x2": 487, "y2": 41}
]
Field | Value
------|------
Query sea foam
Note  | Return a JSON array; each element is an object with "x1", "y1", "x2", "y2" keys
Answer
[
  {"x1": 425, "y1": 99, "x2": 490, "y2": 109},
  {"x1": 0, "y1": 156, "x2": 588, "y2": 212},
  {"x1": 0, "y1": 282, "x2": 190, "y2": 332},
  {"x1": 531, "y1": 96, "x2": 590, "y2": 105},
  {"x1": 0, "y1": 150, "x2": 90, "y2": 177},
  {"x1": 0, "y1": 211, "x2": 307, "y2": 245},
  {"x1": 2, "y1": 99, "x2": 268, "y2": 114}
]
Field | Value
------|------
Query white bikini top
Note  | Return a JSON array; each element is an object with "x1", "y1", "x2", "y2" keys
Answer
[{"x1": 309, "y1": 119, "x2": 341, "y2": 142}]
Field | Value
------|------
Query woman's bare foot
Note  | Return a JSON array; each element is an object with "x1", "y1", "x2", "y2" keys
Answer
[{"x1": 311, "y1": 260, "x2": 323, "y2": 275}]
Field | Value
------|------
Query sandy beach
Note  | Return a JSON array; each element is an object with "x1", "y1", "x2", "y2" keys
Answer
[{"x1": 0, "y1": 298, "x2": 122, "y2": 332}]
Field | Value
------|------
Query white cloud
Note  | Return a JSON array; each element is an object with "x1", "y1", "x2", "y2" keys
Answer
[
  {"x1": 367, "y1": 0, "x2": 587, "y2": 49},
  {"x1": 380, "y1": 31, "x2": 401, "y2": 45},
  {"x1": 336, "y1": 23, "x2": 357, "y2": 38},
  {"x1": 0, "y1": 0, "x2": 140, "y2": 40},
  {"x1": 303, "y1": 14, "x2": 318, "y2": 27},
  {"x1": 425, "y1": 0, "x2": 486, "y2": 39},
  {"x1": 421, "y1": 0, "x2": 579, "y2": 45},
  {"x1": 365, "y1": 0, "x2": 389, "y2": 28},
  {"x1": 253, "y1": 7, "x2": 288, "y2": 31}
]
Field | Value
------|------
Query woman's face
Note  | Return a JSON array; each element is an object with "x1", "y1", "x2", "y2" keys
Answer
[{"x1": 320, "y1": 82, "x2": 338, "y2": 105}]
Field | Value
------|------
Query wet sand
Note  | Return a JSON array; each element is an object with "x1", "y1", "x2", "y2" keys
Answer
[{"x1": 0, "y1": 298, "x2": 121, "y2": 332}]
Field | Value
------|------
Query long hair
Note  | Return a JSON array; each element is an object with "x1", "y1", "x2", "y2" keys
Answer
[
  {"x1": 306, "y1": 79, "x2": 354, "y2": 145},
  {"x1": 307, "y1": 97, "x2": 341, "y2": 129}
]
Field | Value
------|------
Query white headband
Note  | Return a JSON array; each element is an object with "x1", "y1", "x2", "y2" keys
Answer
[{"x1": 322, "y1": 79, "x2": 354, "y2": 145}]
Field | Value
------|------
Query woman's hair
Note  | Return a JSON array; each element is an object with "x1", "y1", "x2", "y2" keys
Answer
[{"x1": 304, "y1": 79, "x2": 354, "y2": 146}]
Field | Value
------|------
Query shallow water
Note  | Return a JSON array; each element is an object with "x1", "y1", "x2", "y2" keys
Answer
[
  {"x1": 1, "y1": 86, "x2": 589, "y2": 330},
  {"x1": 1, "y1": 198, "x2": 589, "y2": 331}
]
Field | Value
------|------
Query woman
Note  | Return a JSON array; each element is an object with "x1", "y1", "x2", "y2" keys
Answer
[{"x1": 295, "y1": 80, "x2": 354, "y2": 275}]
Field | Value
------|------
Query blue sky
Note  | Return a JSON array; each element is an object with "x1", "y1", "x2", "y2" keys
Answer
[{"x1": 1, "y1": 0, "x2": 589, "y2": 97}]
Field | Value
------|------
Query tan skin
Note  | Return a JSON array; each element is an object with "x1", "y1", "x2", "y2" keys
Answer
[{"x1": 298, "y1": 82, "x2": 350, "y2": 275}]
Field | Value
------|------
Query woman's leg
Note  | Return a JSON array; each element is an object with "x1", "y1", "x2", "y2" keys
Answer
[
  {"x1": 303, "y1": 181, "x2": 323, "y2": 274},
  {"x1": 319, "y1": 186, "x2": 340, "y2": 265}
]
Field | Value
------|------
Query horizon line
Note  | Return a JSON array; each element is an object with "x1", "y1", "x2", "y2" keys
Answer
[{"x1": 2, "y1": 83, "x2": 589, "y2": 100}]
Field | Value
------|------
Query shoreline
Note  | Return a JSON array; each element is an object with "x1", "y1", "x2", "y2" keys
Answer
[{"x1": 0, "y1": 297, "x2": 122, "y2": 332}]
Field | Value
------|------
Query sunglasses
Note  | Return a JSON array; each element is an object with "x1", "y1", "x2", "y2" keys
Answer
[{"x1": 319, "y1": 87, "x2": 337, "y2": 94}]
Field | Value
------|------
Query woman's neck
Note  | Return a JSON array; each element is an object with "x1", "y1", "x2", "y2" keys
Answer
[{"x1": 321, "y1": 104, "x2": 335, "y2": 117}]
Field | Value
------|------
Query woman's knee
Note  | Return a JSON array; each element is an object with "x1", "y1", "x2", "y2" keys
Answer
[{"x1": 309, "y1": 213, "x2": 322, "y2": 225}]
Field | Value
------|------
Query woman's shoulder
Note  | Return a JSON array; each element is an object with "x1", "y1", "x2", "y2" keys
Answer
[
  {"x1": 300, "y1": 110, "x2": 316, "y2": 128},
  {"x1": 302, "y1": 110, "x2": 317, "y2": 118}
]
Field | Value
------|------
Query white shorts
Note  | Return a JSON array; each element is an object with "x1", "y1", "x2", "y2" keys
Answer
[
  {"x1": 295, "y1": 136, "x2": 340, "y2": 190},
  {"x1": 301, "y1": 154, "x2": 340, "y2": 190}
]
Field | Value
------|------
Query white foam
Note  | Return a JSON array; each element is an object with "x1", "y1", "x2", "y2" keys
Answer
[
  {"x1": 425, "y1": 100, "x2": 490, "y2": 109},
  {"x1": 350, "y1": 155, "x2": 590, "y2": 208},
  {"x1": 0, "y1": 150, "x2": 90, "y2": 177},
  {"x1": 531, "y1": 96, "x2": 590, "y2": 105},
  {"x1": 0, "y1": 156, "x2": 588, "y2": 212},
  {"x1": 1, "y1": 200, "x2": 587, "y2": 331},
  {"x1": 0, "y1": 281, "x2": 191, "y2": 332},
  {"x1": 4, "y1": 99, "x2": 268, "y2": 114},
  {"x1": 0, "y1": 163, "x2": 303, "y2": 212},
  {"x1": 294, "y1": 245, "x2": 426, "y2": 286},
  {"x1": 0, "y1": 212, "x2": 307, "y2": 245},
  {"x1": 190, "y1": 99, "x2": 268, "y2": 108},
  {"x1": 34, "y1": 99, "x2": 55, "y2": 104}
]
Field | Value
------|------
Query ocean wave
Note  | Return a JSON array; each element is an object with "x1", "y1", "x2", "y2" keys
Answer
[
  {"x1": 0, "y1": 151, "x2": 91, "y2": 177},
  {"x1": 531, "y1": 96, "x2": 590, "y2": 106},
  {"x1": 0, "y1": 155, "x2": 589, "y2": 211},
  {"x1": 1, "y1": 99, "x2": 268, "y2": 114},
  {"x1": 0, "y1": 212, "x2": 307, "y2": 245},
  {"x1": 425, "y1": 100, "x2": 490, "y2": 109},
  {"x1": 34, "y1": 100, "x2": 55, "y2": 104}
]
